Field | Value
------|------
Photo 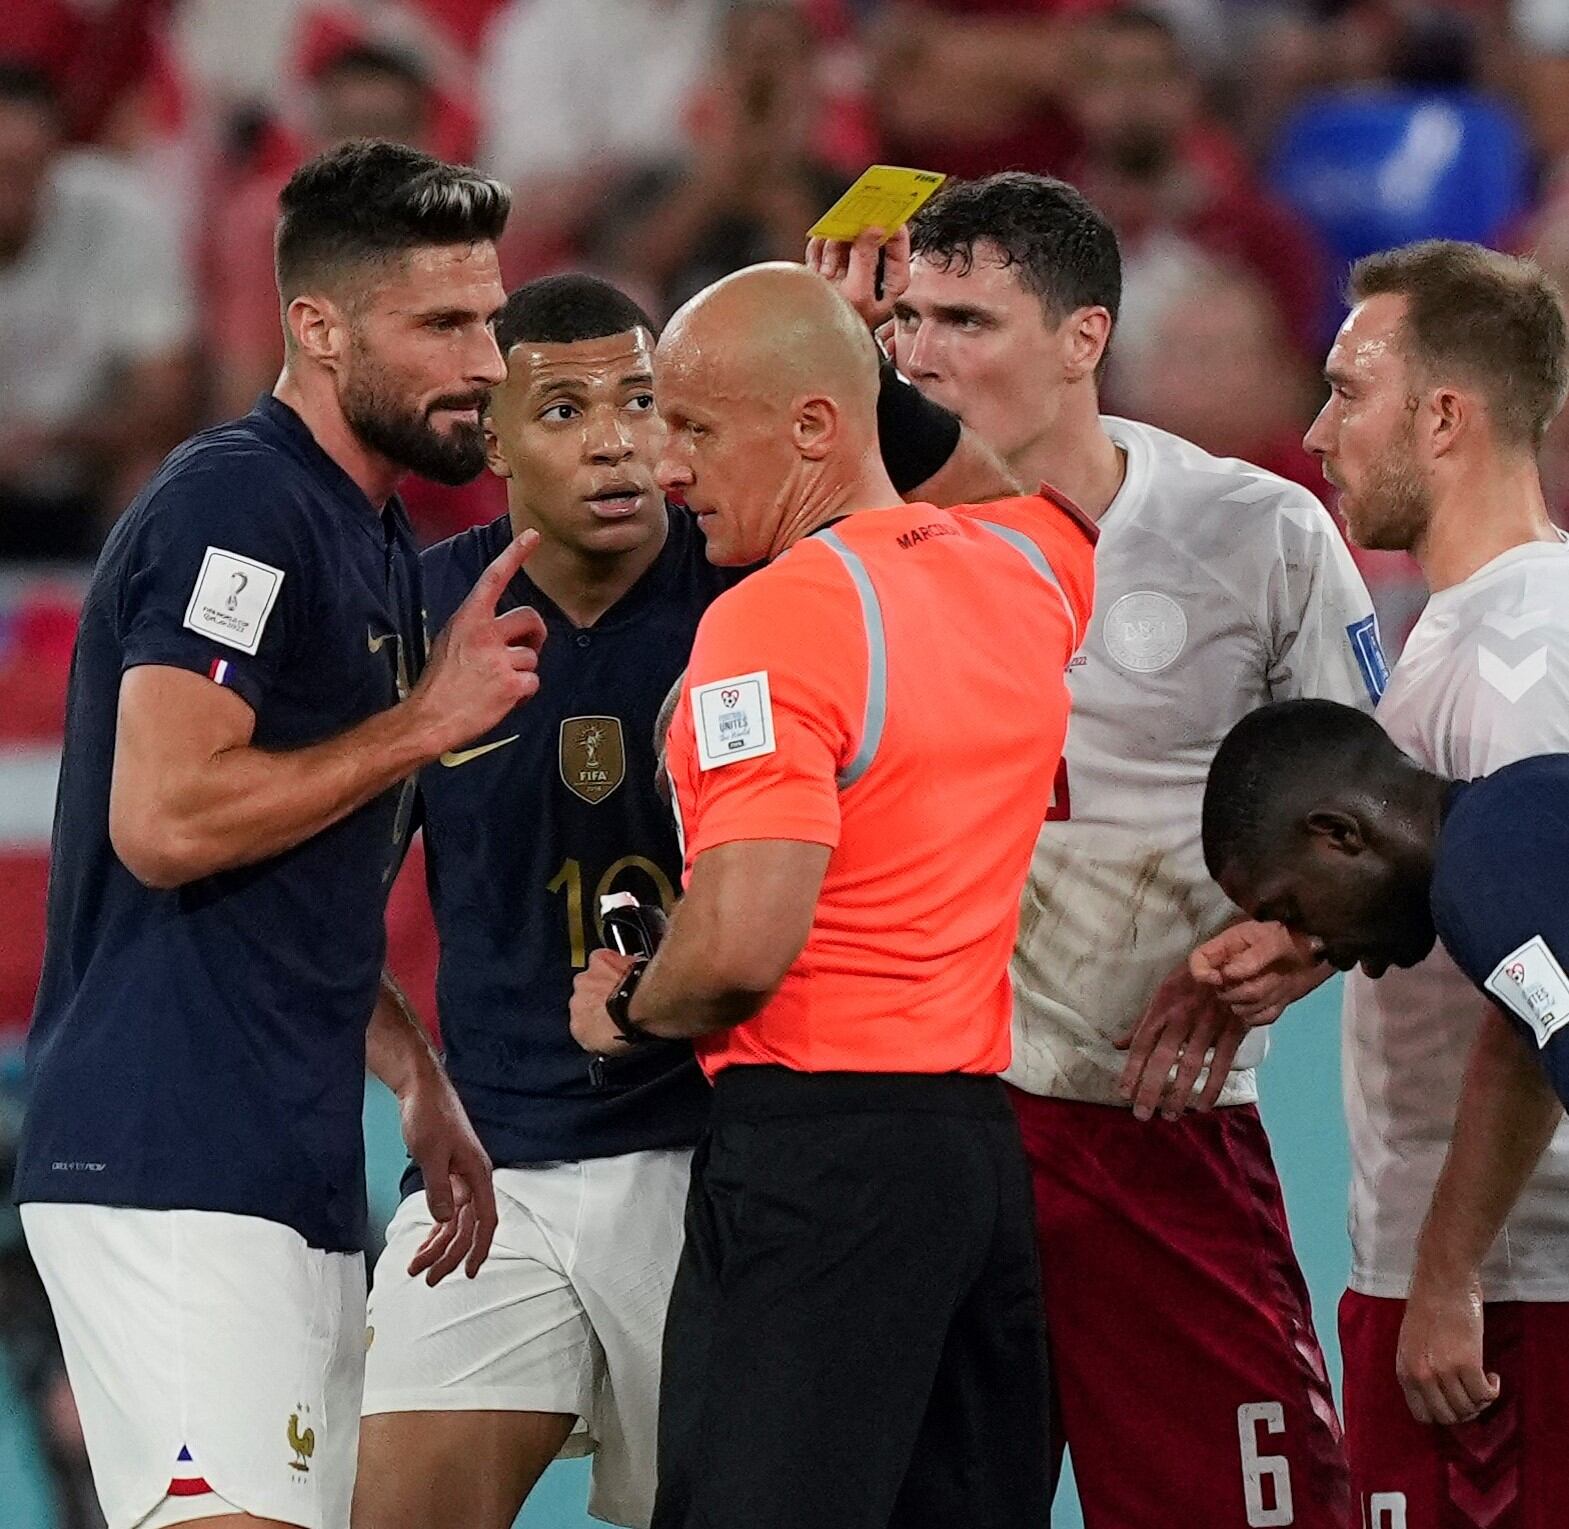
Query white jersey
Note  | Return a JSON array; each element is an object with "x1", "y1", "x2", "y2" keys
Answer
[
  {"x1": 1343, "y1": 538, "x2": 1569, "y2": 1300},
  {"x1": 1007, "y1": 417, "x2": 1380, "y2": 1107}
]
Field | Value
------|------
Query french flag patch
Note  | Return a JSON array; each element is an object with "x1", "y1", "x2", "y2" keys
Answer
[
  {"x1": 168, "y1": 1443, "x2": 212, "y2": 1497},
  {"x1": 208, "y1": 657, "x2": 234, "y2": 687}
]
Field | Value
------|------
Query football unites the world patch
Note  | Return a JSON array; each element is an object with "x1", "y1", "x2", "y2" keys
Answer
[
  {"x1": 691, "y1": 671, "x2": 776, "y2": 771},
  {"x1": 1485, "y1": 935, "x2": 1569, "y2": 1049}
]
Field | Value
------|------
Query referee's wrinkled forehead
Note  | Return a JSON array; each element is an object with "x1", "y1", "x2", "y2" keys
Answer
[{"x1": 273, "y1": 139, "x2": 510, "y2": 302}]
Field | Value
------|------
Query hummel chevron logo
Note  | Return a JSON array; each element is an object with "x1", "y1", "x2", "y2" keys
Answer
[
  {"x1": 439, "y1": 736, "x2": 519, "y2": 768},
  {"x1": 1481, "y1": 609, "x2": 1551, "y2": 641},
  {"x1": 1478, "y1": 646, "x2": 1547, "y2": 703}
]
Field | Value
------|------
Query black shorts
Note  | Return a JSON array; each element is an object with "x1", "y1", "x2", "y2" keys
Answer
[{"x1": 653, "y1": 1066, "x2": 1052, "y2": 1529}]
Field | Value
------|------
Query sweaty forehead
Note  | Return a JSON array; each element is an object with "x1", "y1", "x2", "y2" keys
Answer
[
  {"x1": 654, "y1": 325, "x2": 772, "y2": 414},
  {"x1": 509, "y1": 331, "x2": 654, "y2": 394},
  {"x1": 908, "y1": 246, "x2": 1027, "y2": 308},
  {"x1": 362, "y1": 242, "x2": 505, "y2": 315},
  {"x1": 1331, "y1": 295, "x2": 1409, "y2": 378}
]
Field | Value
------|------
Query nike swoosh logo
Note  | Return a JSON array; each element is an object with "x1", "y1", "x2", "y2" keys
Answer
[
  {"x1": 438, "y1": 735, "x2": 519, "y2": 768},
  {"x1": 368, "y1": 631, "x2": 395, "y2": 654}
]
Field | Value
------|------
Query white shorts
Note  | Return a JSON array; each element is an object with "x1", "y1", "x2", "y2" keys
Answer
[
  {"x1": 21, "y1": 1203, "x2": 367, "y2": 1529},
  {"x1": 364, "y1": 1149, "x2": 691, "y2": 1529}
]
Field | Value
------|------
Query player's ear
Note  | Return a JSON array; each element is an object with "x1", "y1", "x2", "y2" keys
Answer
[
  {"x1": 483, "y1": 417, "x2": 511, "y2": 479},
  {"x1": 1064, "y1": 306, "x2": 1113, "y2": 385},
  {"x1": 286, "y1": 293, "x2": 349, "y2": 372},
  {"x1": 1427, "y1": 385, "x2": 1466, "y2": 460},
  {"x1": 1305, "y1": 808, "x2": 1365, "y2": 858},
  {"x1": 791, "y1": 394, "x2": 838, "y2": 462}
]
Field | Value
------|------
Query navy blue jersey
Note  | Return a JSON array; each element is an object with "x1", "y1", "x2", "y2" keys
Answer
[
  {"x1": 16, "y1": 396, "x2": 424, "y2": 1253},
  {"x1": 415, "y1": 508, "x2": 734, "y2": 1173},
  {"x1": 1432, "y1": 754, "x2": 1569, "y2": 1109}
]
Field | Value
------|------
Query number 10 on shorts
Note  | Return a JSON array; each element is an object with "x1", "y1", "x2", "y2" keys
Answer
[{"x1": 1237, "y1": 1402, "x2": 1294, "y2": 1526}]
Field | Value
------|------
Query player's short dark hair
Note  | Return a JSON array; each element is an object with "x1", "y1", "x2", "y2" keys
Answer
[
  {"x1": 0, "y1": 61, "x2": 60, "y2": 120},
  {"x1": 1201, "y1": 700, "x2": 1401, "y2": 879},
  {"x1": 274, "y1": 139, "x2": 509, "y2": 302},
  {"x1": 1349, "y1": 240, "x2": 1569, "y2": 449},
  {"x1": 314, "y1": 39, "x2": 431, "y2": 94},
  {"x1": 493, "y1": 275, "x2": 658, "y2": 356},
  {"x1": 909, "y1": 171, "x2": 1123, "y2": 326}
]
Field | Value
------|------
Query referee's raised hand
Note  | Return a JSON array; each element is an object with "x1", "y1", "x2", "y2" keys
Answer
[{"x1": 414, "y1": 529, "x2": 547, "y2": 751}]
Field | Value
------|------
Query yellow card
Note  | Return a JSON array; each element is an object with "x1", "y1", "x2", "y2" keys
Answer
[{"x1": 808, "y1": 166, "x2": 947, "y2": 242}]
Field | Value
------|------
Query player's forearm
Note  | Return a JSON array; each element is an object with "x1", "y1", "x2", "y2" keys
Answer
[
  {"x1": 367, "y1": 971, "x2": 441, "y2": 1097},
  {"x1": 1410, "y1": 1009, "x2": 1562, "y2": 1294},
  {"x1": 121, "y1": 695, "x2": 442, "y2": 887}
]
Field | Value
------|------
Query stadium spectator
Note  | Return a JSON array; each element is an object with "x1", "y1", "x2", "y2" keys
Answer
[
  {"x1": 1065, "y1": 3, "x2": 1331, "y2": 357},
  {"x1": 871, "y1": 0, "x2": 1110, "y2": 181},
  {"x1": 1108, "y1": 254, "x2": 1318, "y2": 478},
  {"x1": 205, "y1": 37, "x2": 502, "y2": 542},
  {"x1": 478, "y1": 0, "x2": 720, "y2": 274},
  {"x1": 588, "y1": 1, "x2": 850, "y2": 318},
  {"x1": 0, "y1": 63, "x2": 196, "y2": 560},
  {"x1": 209, "y1": 39, "x2": 436, "y2": 420}
]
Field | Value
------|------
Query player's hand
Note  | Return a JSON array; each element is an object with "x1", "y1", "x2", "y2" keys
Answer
[
  {"x1": 570, "y1": 948, "x2": 638, "y2": 1056},
  {"x1": 1117, "y1": 962, "x2": 1249, "y2": 1120},
  {"x1": 805, "y1": 225, "x2": 911, "y2": 331},
  {"x1": 398, "y1": 1065, "x2": 498, "y2": 1285},
  {"x1": 1396, "y1": 1277, "x2": 1500, "y2": 1425},
  {"x1": 1192, "y1": 921, "x2": 1330, "y2": 1025},
  {"x1": 413, "y1": 529, "x2": 547, "y2": 755}
]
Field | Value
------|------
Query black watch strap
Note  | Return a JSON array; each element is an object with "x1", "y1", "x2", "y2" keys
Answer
[{"x1": 606, "y1": 956, "x2": 655, "y2": 1045}]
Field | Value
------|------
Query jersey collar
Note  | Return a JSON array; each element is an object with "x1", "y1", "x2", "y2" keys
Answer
[
  {"x1": 479, "y1": 502, "x2": 691, "y2": 631},
  {"x1": 253, "y1": 394, "x2": 416, "y2": 549}
]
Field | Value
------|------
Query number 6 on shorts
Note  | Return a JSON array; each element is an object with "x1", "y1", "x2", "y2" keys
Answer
[{"x1": 1237, "y1": 1402, "x2": 1294, "y2": 1526}]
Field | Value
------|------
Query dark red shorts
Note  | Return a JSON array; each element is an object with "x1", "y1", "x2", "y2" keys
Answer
[
  {"x1": 1010, "y1": 1089, "x2": 1349, "y2": 1529},
  {"x1": 1340, "y1": 1289, "x2": 1569, "y2": 1528}
]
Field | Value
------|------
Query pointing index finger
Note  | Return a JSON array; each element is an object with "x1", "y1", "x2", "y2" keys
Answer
[{"x1": 469, "y1": 529, "x2": 540, "y2": 612}]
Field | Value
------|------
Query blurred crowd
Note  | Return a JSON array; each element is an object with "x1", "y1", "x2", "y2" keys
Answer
[
  {"x1": 2, "y1": 0, "x2": 1569, "y2": 569},
  {"x1": 5, "y1": 1, "x2": 1569, "y2": 1523}
]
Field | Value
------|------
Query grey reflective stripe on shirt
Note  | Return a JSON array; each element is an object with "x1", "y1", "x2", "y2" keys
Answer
[
  {"x1": 973, "y1": 519, "x2": 1079, "y2": 644},
  {"x1": 817, "y1": 529, "x2": 887, "y2": 788}
]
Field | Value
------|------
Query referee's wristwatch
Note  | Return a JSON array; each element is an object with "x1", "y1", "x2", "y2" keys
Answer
[{"x1": 605, "y1": 956, "x2": 656, "y2": 1046}]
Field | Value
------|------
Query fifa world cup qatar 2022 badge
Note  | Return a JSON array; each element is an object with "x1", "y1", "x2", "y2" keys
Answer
[
  {"x1": 183, "y1": 547, "x2": 285, "y2": 656},
  {"x1": 560, "y1": 716, "x2": 626, "y2": 804},
  {"x1": 1102, "y1": 591, "x2": 1188, "y2": 674}
]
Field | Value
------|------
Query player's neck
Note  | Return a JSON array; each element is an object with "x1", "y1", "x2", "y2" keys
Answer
[
  {"x1": 507, "y1": 504, "x2": 670, "y2": 629},
  {"x1": 1417, "y1": 455, "x2": 1558, "y2": 593},
  {"x1": 1008, "y1": 399, "x2": 1125, "y2": 520},
  {"x1": 274, "y1": 370, "x2": 404, "y2": 509},
  {"x1": 770, "y1": 453, "x2": 902, "y2": 557},
  {"x1": 1395, "y1": 764, "x2": 1449, "y2": 875}
]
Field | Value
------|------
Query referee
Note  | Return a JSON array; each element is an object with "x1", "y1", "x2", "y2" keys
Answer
[{"x1": 569, "y1": 263, "x2": 1096, "y2": 1529}]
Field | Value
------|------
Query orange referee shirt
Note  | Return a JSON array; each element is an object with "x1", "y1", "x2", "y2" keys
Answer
[{"x1": 666, "y1": 491, "x2": 1096, "y2": 1079}]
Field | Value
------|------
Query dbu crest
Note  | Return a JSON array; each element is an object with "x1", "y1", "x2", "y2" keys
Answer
[{"x1": 560, "y1": 716, "x2": 626, "y2": 805}]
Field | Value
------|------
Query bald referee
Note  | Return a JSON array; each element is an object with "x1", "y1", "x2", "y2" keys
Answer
[{"x1": 569, "y1": 264, "x2": 1096, "y2": 1529}]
